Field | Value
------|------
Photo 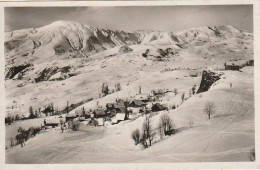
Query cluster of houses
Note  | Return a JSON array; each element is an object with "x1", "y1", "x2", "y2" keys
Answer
[
  {"x1": 7, "y1": 89, "x2": 171, "y2": 128},
  {"x1": 65, "y1": 93, "x2": 169, "y2": 127}
]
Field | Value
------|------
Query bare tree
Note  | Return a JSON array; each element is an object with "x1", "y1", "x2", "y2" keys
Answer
[
  {"x1": 29, "y1": 106, "x2": 34, "y2": 116},
  {"x1": 35, "y1": 109, "x2": 38, "y2": 117},
  {"x1": 115, "y1": 83, "x2": 121, "y2": 92},
  {"x1": 142, "y1": 116, "x2": 155, "y2": 146},
  {"x1": 38, "y1": 107, "x2": 41, "y2": 115},
  {"x1": 160, "y1": 114, "x2": 175, "y2": 135},
  {"x1": 181, "y1": 92, "x2": 185, "y2": 102},
  {"x1": 102, "y1": 83, "x2": 109, "y2": 95},
  {"x1": 131, "y1": 129, "x2": 140, "y2": 145},
  {"x1": 203, "y1": 102, "x2": 216, "y2": 119},
  {"x1": 158, "y1": 122, "x2": 164, "y2": 139},
  {"x1": 192, "y1": 85, "x2": 196, "y2": 95},
  {"x1": 50, "y1": 102, "x2": 54, "y2": 115}
]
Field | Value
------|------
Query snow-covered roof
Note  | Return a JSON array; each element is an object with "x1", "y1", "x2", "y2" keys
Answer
[
  {"x1": 225, "y1": 60, "x2": 247, "y2": 66},
  {"x1": 116, "y1": 113, "x2": 125, "y2": 121},
  {"x1": 131, "y1": 100, "x2": 144, "y2": 106},
  {"x1": 49, "y1": 72, "x2": 62, "y2": 80},
  {"x1": 94, "y1": 109, "x2": 106, "y2": 116},
  {"x1": 111, "y1": 118, "x2": 118, "y2": 124},
  {"x1": 97, "y1": 118, "x2": 104, "y2": 125}
]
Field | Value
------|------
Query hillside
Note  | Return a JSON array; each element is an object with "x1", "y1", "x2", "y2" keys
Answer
[
  {"x1": 4, "y1": 21, "x2": 253, "y2": 117},
  {"x1": 4, "y1": 20, "x2": 254, "y2": 163},
  {"x1": 5, "y1": 67, "x2": 254, "y2": 163}
]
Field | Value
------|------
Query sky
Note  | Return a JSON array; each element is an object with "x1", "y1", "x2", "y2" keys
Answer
[{"x1": 5, "y1": 5, "x2": 253, "y2": 33}]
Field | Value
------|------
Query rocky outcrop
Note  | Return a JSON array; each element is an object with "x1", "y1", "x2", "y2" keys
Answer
[
  {"x1": 34, "y1": 66, "x2": 71, "y2": 83},
  {"x1": 5, "y1": 64, "x2": 31, "y2": 80},
  {"x1": 197, "y1": 70, "x2": 222, "y2": 93}
]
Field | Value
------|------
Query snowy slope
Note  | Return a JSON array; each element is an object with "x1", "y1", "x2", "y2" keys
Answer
[{"x1": 5, "y1": 67, "x2": 254, "y2": 163}]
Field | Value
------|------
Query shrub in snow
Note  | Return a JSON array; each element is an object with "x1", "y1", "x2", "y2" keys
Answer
[
  {"x1": 131, "y1": 129, "x2": 140, "y2": 145},
  {"x1": 181, "y1": 92, "x2": 185, "y2": 102},
  {"x1": 159, "y1": 113, "x2": 175, "y2": 136},
  {"x1": 141, "y1": 116, "x2": 155, "y2": 147},
  {"x1": 203, "y1": 102, "x2": 216, "y2": 119}
]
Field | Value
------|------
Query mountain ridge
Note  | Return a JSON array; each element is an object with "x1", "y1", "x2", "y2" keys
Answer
[
  {"x1": 4, "y1": 20, "x2": 253, "y2": 117},
  {"x1": 5, "y1": 20, "x2": 252, "y2": 62}
]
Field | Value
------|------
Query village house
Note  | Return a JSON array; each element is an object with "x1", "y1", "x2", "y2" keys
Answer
[
  {"x1": 151, "y1": 103, "x2": 168, "y2": 112},
  {"x1": 224, "y1": 61, "x2": 240, "y2": 71},
  {"x1": 110, "y1": 106, "x2": 128, "y2": 124},
  {"x1": 93, "y1": 109, "x2": 107, "y2": 118},
  {"x1": 21, "y1": 112, "x2": 37, "y2": 120},
  {"x1": 65, "y1": 113, "x2": 77, "y2": 122},
  {"x1": 44, "y1": 119, "x2": 60, "y2": 128},
  {"x1": 129, "y1": 100, "x2": 145, "y2": 107},
  {"x1": 113, "y1": 102, "x2": 125, "y2": 110},
  {"x1": 134, "y1": 94, "x2": 151, "y2": 102}
]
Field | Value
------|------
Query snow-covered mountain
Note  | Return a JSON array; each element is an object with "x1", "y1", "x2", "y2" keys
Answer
[
  {"x1": 5, "y1": 20, "x2": 252, "y2": 66},
  {"x1": 4, "y1": 20, "x2": 253, "y2": 116}
]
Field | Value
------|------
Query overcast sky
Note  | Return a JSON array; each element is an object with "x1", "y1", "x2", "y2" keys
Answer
[{"x1": 5, "y1": 5, "x2": 253, "y2": 33}]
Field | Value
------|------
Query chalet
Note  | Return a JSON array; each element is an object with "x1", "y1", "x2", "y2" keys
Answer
[
  {"x1": 45, "y1": 119, "x2": 59, "y2": 128},
  {"x1": 65, "y1": 114, "x2": 77, "y2": 122},
  {"x1": 224, "y1": 62, "x2": 240, "y2": 71},
  {"x1": 115, "y1": 107, "x2": 128, "y2": 121},
  {"x1": 151, "y1": 103, "x2": 168, "y2": 112},
  {"x1": 130, "y1": 100, "x2": 145, "y2": 107},
  {"x1": 135, "y1": 94, "x2": 151, "y2": 102},
  {"x1": 93, "y1": 109, "x2": 106, "y2": 118},
  {"x1": 113, "y1": 103, "x2": 125, "y2": 110},
  {"x1": 112, "y1": 109, "x2": 127, "y2": 124}
]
